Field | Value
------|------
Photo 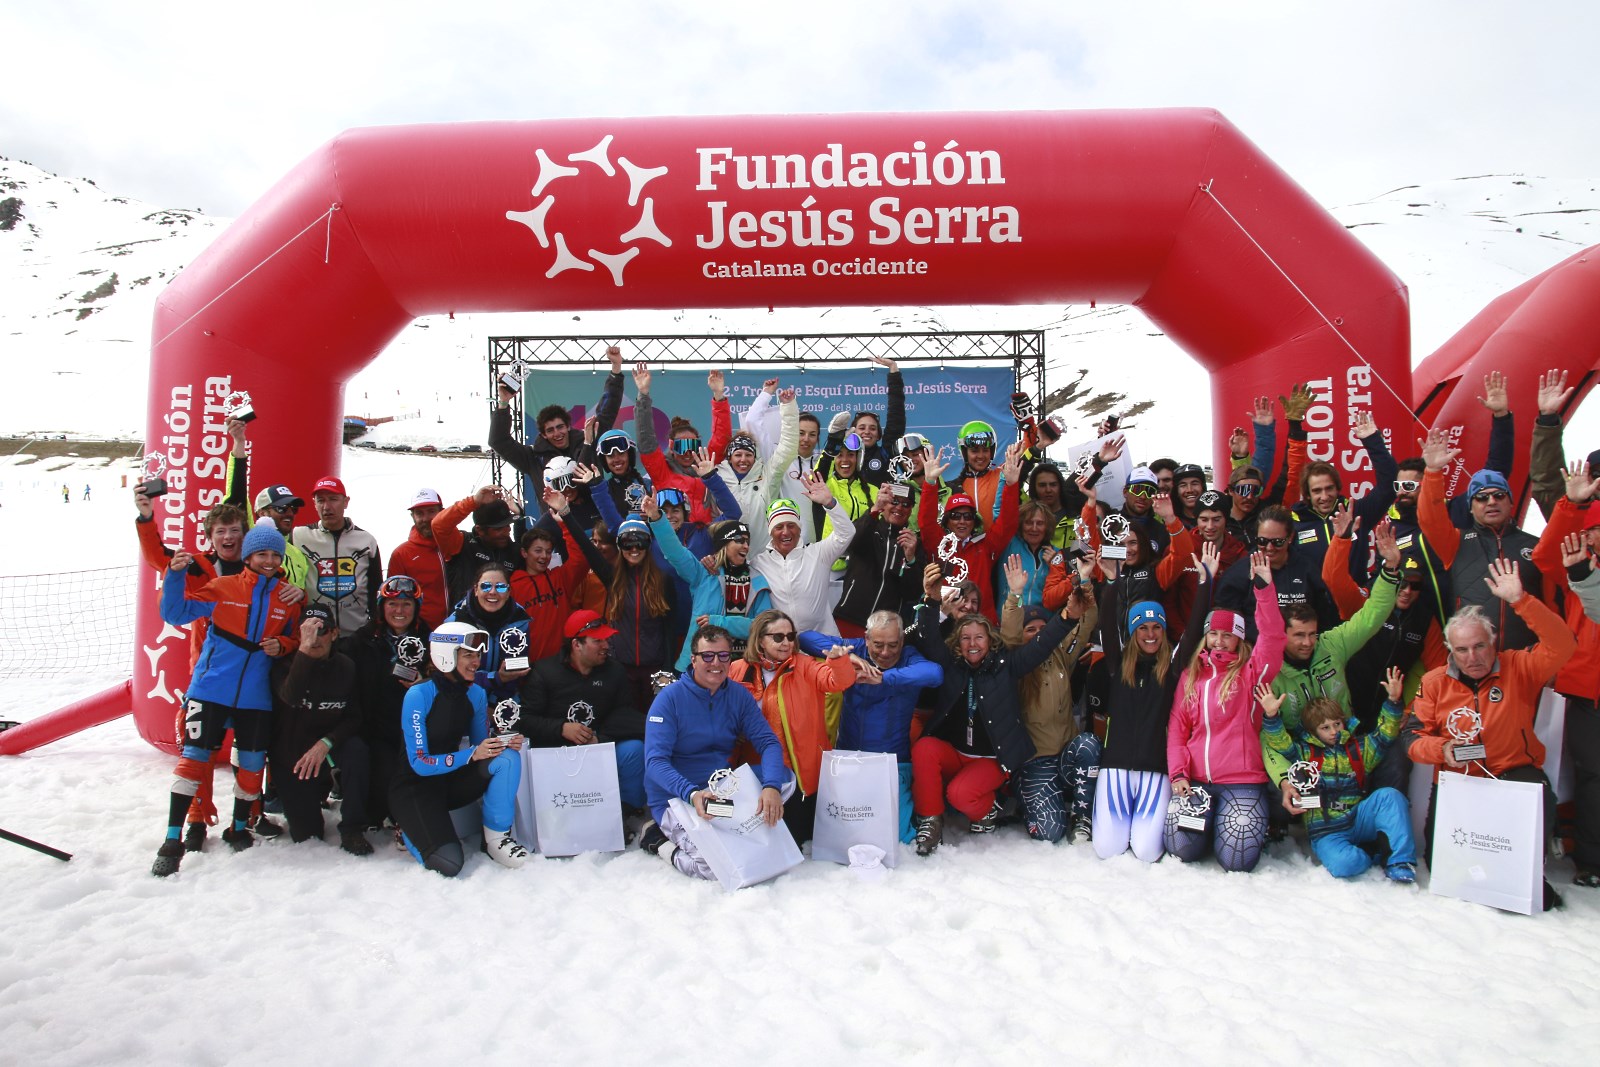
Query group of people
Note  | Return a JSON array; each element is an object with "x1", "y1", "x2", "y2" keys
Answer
[{"x1": 140, "y1": 350, "x2": 1599, "y2": 912}]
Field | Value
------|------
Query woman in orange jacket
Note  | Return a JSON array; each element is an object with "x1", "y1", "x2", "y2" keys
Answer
[{"x1": 729, "y1": 608, "x2": 858, "y2": 843}]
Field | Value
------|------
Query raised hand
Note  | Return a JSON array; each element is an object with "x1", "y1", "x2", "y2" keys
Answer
[
  {"x1": 1195, "y1": 540, "x2": 1220, "y2": 584},
  {"x1": 1249, "y1": 548, "x2": 1272, "y2": 584},
  {"x1": 1003, "y1": 553, "x2": 1027, "y2": 596},
  {"x1": 691, "y1": 446, "x2": 717, "y2": 478},
  {"x1": 1484, "y1": 557, "x2": 1524, "y2": 603},
  {"x1": 777, "y1": 386, "x2": 797, "y2": 405},
  {"x1": 1382, "y1": 665, "x2": 1404, "y2": 705},
  {"x1": 169, "y1": 550, "x2": 193, "y2": 573},
  {"x1": 1330, "y1": 498, "x2": 1355, "y2": 539},
  {"x1": 632, "y1": 361, "x2": 652, "y2": 396},
  {"x1": 1353, "y1": 410, "x2": 1378, "y2": 440},
  {"x1": 1280, "y1": 383, "x2": 1313, "y2": 421},
  {"x1": 1152, "y1": 491, "x2": 1175, "y2": 523},
  {"x1": 1229, "y1": 425, "x2": 1251, "y2": 460},
  {"x1": 474, "y1": 484, "x2": 504, "y2": 506},
  {"x1": 640, "y1": 490, "x2": 661, "y2": 522},
  {"x1": 761, "y1": 377, "x2": 779, "y2": 395},
  {"x1": 542, "y1": 486, "x2": 569, "y2": 516},
  {"x1": 922, "y1": 449, "x2": 948, "y2": 485},
  {"x1": 1254, "y1": 681, "x2": 1285, "y2": 719},
  {"x1": 1373, "y1": 518, "x2": 1400, "y2": 569},
  {"x1": 798, "y1": 471, "x2": 835, "y2": 506},
  {"x1": 1097, "y1": 434, "x2": 1125, "y2": 464},
  {"x1": 607, "y1": 345, "x2": 623, "y2": 374},
  {"x1": 1563, "y1": 459, "x2": 1596, "y2": 503},
  {"x1": 1419, "y1": 427, "x2": 1460, "y2": 473},
  {"x1": 1076, "y1": 549, "x2": 1100, "y2": 585},
  {"x1": 1477, "y1": 370, "x2": 1509, "y2": 416},
  {"x1": 583, "y1": 415, "x2": 599, "y2": 446},
  {"x1": 707, "y1": 369, "x2": 727, "y2": 400},
  {"x1": 570, "y1": 462, "x2": 603, "y2": 488},
  {"x1": 1001, "y1": 441, "x2": 1024, "y2": 483},
  {"x1": 1561, "y1": 532, "x2": 1589, "y2": 569},
  {"x1": 1251, "y1": 396, "x2": 1275, "y2": 427},
  {"x1": 868, "y1": 353, "x2": 900, "y2": 374},
  {"x1": 1537, "y1": 368, "x2": 1574, "y2": 416},
  {"x1": 922, "y1": 562, "x2": 944, "y2": 600}
]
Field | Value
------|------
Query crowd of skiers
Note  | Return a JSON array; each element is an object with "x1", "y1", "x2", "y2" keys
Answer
[{"x1": 139, "y1": 348, "x2": 1599, "y2": 909}]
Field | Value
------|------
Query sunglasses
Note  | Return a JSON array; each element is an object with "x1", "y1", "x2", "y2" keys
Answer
[
  {"x1": 267, "y1": 503, "x2": 299, "y2": 514},
  {"x1": 1393, "y1": 479, "x2": 1421, "y2": 494},
  {"x1": 1230, "y1": 483, "x2": 1263, "y2": 498},
  {"x1": 619, "y1": 538, "x2": 651, "y2": 551},
  {"x1": 765, "y1": 631, "x2": 797, "y2": 643},
  {"x1": 1254, "y1": 536, "x2": 1289, "y2": 549},
  {"x1": 380, "y1": 576, "x2": 420, "y2": 600},
  {"x1": 1400, "y1": 581, "x2": 1425, "y2": 591},
  {"x1": 1472, "y1": 490, "x2": 1510, "y2": 503},
  {"x1": 723, "y1": 535, "x2": 750, "y2": 545},
  {"x1": 597, "y1": 435, "x2": 632, "y2": 456},
  {"x1": 694, "y1": 650, "x2": 733, "y2": 663},
  {"x1": 477, "y1": 581, "x2": 511, "y2": 594},
  {"x1": 946, "y1": 510, "x2": 977, "y2": 523},
  {"x1": 670, "y1": 437, "x2": 702, "y2": 455},
  {"x1": 1126, "y1": 484, "x2": 1155, "y2": 499}
]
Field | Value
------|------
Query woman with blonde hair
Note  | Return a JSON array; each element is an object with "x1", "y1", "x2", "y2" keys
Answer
[{"x1": 1163, "y1": 548, "x2": 1286, "y2": 872}]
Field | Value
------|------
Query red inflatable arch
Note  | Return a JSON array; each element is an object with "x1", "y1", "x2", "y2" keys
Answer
[
  {"x1": 1412, "y1": 246, "x2": 1600, "y2": 505},
  {"x1": 5, "y1": 107, "x2": 1422, "y2": 755}
]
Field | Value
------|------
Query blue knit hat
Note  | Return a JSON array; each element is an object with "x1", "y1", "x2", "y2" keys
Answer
[
  {"x1": 1126, "y1": 600, "x2": 1167, "y2": 636},
  {"x1": 1466, "y1": 469, "x2": 1511, "y2": 498},
  {"x1": 616, "y1": 516, "x2": 652, "y2": 543},
  {"x1": 242, "y1": 524, "x2": 286, "y2": 560}
]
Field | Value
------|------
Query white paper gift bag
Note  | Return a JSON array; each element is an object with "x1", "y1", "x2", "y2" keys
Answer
[
  {"x1": 511, "y1": 749, "x2": 540, "y2": 854},
  {"x1": 1429, "y1": 770, "x2": 1544, "y2": 916},
  {"x1": 812, "y1": 749, "x2": 901, "y2": 868},
  {"x1": 667, "y1": 763, "x2": 803, "y2": 891},
  {"x1": 526, "y1": 742, "x2": 625, "y2": 857}
]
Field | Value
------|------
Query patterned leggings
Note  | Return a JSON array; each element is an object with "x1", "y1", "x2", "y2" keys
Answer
[
  {"x1": 1017, "y1": 734, "x2": 1103, "y2": 843},
  {"x1": 1163, "y1": 781, "x2": 1270, "y2": 872}
]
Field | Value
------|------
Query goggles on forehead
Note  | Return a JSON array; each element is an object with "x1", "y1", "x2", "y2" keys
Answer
[
  {"x1": 896, "y1": 433, "x2": 928, "y2": 454},
  {"x1": 380, "y1": 576, "x2": 420, "y2": 600}
]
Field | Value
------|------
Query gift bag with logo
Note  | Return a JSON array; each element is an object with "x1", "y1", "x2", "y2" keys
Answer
[
  {"x1": 511, "y1": 749, "x2": 539, "y2": 854},
  {"x1": 526, "y1": 742, "x2": 625, "y2": 857},
  {"x1": 667, "y1": 763, "x2": 803, "y2": 891},
  {"x1": 812, "y1": 749, "x2": 901, "y2": 868},
  {"x1": 1429, "y1": 770, "x2": 1543, "y2": 915}
]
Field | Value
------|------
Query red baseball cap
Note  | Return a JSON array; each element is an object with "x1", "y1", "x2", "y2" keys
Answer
[
  {"x1": 944, "y1": 494, "x2": 978, "y2": 517},
  {"x1": 311, "y1": 476, "x2": 347, "y2": 497},
  {"x1": 1583, "y1": 506, "x2": 1600, "y2": 531},
  {"x1": 563, "y1": 609, "x2": 619, "y2": 640}
]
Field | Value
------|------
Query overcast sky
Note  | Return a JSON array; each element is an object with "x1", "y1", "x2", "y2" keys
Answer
[{"x1": 5, "y1": 1, "x2": 1598, "y2": 216}]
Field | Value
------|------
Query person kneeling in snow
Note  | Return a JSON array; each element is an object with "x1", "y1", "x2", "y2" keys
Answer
[
  {"x1": 639, "y1": 624, "x2": 791, "y2": 878},
  {"x1": 1260, "y1": 675, "x2": 1417, "y2": 882},
  {"x1": 389, "y1": 622, "x2": 528, "y2": 876}
]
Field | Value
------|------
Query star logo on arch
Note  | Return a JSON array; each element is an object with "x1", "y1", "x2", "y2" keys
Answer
[{"x1": 505, "y1": 134, "x2": 671, "y2": 287}]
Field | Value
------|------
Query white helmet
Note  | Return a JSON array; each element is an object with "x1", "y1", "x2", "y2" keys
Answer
[
  {"x1": 544, "y1": 456, "x2": 577, "y2": 493},
  {"x1": 430, "y1": 622, "x2": 489, "y2": 673}
]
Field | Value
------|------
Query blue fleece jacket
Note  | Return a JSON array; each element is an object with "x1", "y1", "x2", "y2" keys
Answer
[{"x1": 643, "y1": 672, "x2": 788, "y2": 821}]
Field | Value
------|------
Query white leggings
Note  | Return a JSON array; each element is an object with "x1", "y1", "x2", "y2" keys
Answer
[{"x1": 1092, "y1": 768, "x2": 1169, "y2": 863}]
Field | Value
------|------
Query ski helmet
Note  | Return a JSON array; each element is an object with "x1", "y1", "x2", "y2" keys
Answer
[
  {"x1": 543, "y1": 456, "x2": 578, "y2": 493},
  {"x1": 430, "y1": 621, "x2": 489, "y2": 673},
  {"x1": 958, "y1": 421, "x2": 996, "y2": 450}
]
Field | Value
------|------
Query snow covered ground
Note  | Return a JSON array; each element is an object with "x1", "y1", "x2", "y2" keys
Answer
[{"x1": 4, "y1": 161, "x2": 1600, "y2": 1064}]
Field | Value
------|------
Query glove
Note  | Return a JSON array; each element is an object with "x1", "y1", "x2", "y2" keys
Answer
[{"x1": 828, "y1": 411, "x2": 851, "y2": 434}]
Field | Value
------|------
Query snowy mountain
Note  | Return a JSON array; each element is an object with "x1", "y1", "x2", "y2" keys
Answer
[{"x1": 2, "y1": 154, "x2": 1596, "y2": 462}]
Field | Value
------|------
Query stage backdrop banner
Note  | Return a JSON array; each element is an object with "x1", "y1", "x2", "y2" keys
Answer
[{"x1": 520, "y1": 363, "x2": 1014, "y2": 480}]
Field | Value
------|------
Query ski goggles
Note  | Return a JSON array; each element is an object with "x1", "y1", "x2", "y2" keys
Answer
[
  {"x1": 655, "y1": 488, "x2": 688, "y2": 509},
  {"x1": 670, "y1": 437, "x2": 702, "y2": 455},
  {"x1": 896, "y1": 433, "x2": 929, "y2": 454},
  {"x1": 960, "y1": 431, "x2": 996, "y2": 449},
  {"x1": 618, "y1": 536, "x2": 652, "y2": 551},
  {"x1": 1125, "y1": 484, "x2": 1156, "y2": 499},
  {"x1": 842, "y1": 431, "x2": 863, "y2": 452},
  {"x1": 380, "y1": 576, "x2": 421, "y2": 601},
  {"x1": 1392, "y1": 478, "x2": 1421, "y2": 494},
  {"x1": 1229, "y1": 482, "x2": 1263, "y2": 498},
  {"x1": 597, "y1": 433, "x2": 633, "y2": 456}
]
